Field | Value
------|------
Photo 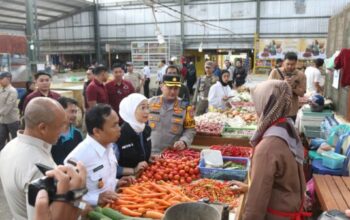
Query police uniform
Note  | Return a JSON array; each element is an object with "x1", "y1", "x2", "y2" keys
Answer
[
  {"x1": 64, "y1": 135, "x2": 117, "y2": 206},
  {"x1": 193, "y1": 74, "x2": 218, "y2": 116},
  {"x1": 149, "y1": 75, "x2": 196, "y2": 154}
]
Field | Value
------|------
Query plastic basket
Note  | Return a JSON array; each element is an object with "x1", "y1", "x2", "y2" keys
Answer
[
  {"x1": 304, "y1": 126, "x2": 322, "y2": 138},
  {"x1": 199, "y1": 156, "x2": 250, "y2": 181},
  {"x1": 321, "y1": 151, "x2": 346, "y2": 170}
]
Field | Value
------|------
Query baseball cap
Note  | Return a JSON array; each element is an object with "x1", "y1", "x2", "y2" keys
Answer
[
  {"x1": 0, "y1": 71, "x2": 12, "y2": 79},
  {"x1": 163, "y1": 74, "x2": 181, "y2": 87}
]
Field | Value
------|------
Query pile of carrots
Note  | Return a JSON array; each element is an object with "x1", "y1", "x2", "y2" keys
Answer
[{"x1": 108, "y1": 181, "x2": 195, "y2": 219}]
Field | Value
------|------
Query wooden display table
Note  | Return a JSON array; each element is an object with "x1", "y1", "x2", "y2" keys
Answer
[
  {"x1": 192, "y1": 134, "x2": 251, "y2": 147},
  {"x1": 314, "y1": 174, "x2": 350, "y2": 211},
  {"x1": 51, "y1": 83, "x2": 84, "y2": 109}
]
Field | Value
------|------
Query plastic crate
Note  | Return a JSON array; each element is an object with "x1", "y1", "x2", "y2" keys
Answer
[
  {"x1": 302, "y1": 107, "x2": 333, "y2": 117},
  {"x1": 222, "y1": 126, "x2": 256, "y2": 139},
  {"x1": 304, "y1": 126, "x2": 323, "y2": 138},
  {"x1": 199, "y1": 156, "x2": 250, "y2": 181},
  {"x1": 321, "y1": 151, "x2": 346, "y2": 170}
]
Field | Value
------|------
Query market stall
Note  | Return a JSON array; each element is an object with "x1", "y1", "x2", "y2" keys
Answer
[{"x1": 88, "y1": 147, "x2": 251, "y2": 220}]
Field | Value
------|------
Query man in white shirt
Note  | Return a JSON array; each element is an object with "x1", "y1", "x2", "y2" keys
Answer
[
  {"x1": 305, "y1": 58, "x2": 324, "y2": 95},
  {"x1": 0, "y1": 97, "x2": 66, "y2": 220},
  {"x1": 0, "y1": 71, "x2": 20, "y2": 150},
  {"x1": 64, "y1": 104, "x2": 134, "y2": 206},
  {"x1": 143, "y1": 61, "x2": 151, "y2": 98},
  {"x1": 157, "y1": 60, "x2": 168, "y2": 84},
  {"x1": 124, "y1": 62, "x2": 144, "y2": 93}
]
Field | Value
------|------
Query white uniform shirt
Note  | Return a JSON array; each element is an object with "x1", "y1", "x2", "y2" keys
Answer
[
  {"x1": 157, "y1": 65, "x2": 168, "y2": 82},
  {"x1": 143, "y1": 66, "x2": 151, "y2": 79},
  {"x1": 305, "y1": 66, "x2": 322, "y2": 95},
  {"x1": 64, "y1": 135, "x2": 117, "y2": 206},
  {"x1": 0, "y1": 131, "x2": 56, "y2": 220},
  {"x1": 208, "y1": 81, "x2": 236, "y2": 110}
]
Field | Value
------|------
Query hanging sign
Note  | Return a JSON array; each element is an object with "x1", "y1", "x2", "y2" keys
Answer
[{"x1": 332, "y1": 70, "x2": 340, "y2": 89}]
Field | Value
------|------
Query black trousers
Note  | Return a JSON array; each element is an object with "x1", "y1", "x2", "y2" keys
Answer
[{"x1": 144, "y1": 78, "x2": 150, "y2": 98}]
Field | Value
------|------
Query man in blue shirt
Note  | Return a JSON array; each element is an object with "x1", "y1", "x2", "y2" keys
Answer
[{"x1": 51, "y1": 97, "x2": 83, "y2": 165}]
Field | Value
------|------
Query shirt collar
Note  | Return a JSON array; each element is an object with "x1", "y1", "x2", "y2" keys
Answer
[
  {"x1": 93, "y1": 78, "x2": 104, "y2": 87},
  {"x1": 86, "y1": 135, "x2": 112, "y2": 158},
  {"x1": 17, "y1": 131, "x2": 52, "y2": 154},
  {"x1": 113, "y1": 80, "x2": 124, "y2": 86}
]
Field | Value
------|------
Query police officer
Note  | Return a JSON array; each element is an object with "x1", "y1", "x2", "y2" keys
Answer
[
  {"x1": 149, "y1": 74, "x2": 196, "y2": 154},
  {"x1": 192, "y1": 61, "x2": 219, "y2": 116}
]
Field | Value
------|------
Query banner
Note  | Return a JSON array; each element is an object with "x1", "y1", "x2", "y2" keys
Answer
[{"x1": 257, "y1": 38, "x2": 327, "y2": 59}]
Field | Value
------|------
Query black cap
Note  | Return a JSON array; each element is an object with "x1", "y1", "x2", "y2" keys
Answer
[
  {"x1": 163, "y1": 74, "x2": 181, "y2": 87},
  {"x1": 34, "y1": 71, "x2": 51, "y2": 80},
  {"x1": 0, "y1": 71, "x2": 12, "y2": 79}
]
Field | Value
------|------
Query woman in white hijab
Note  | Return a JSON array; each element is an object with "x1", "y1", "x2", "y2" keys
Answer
[{"x1": 115, "y1": 93, "x2": 151, "y2": 178}]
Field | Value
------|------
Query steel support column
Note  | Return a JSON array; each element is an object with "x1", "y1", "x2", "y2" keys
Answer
[
  {"x1": 256, "y1": 0, "x2": 261, "y2": 37},
  {"x1": 94, "y1": 0, "x2": 102, "y2": 64},
  {"x1": 26, "y1": 0, "x2": 38, "y2": 75},
  {"x1": 180, "y1": 0, "x2": 185, "y2": 55}
]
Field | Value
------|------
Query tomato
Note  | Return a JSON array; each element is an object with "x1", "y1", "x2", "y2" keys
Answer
[
  {"x1": 191, "y1": 174, "x2": 197, "y2": 180},
  {"x1": 184, "y1": 173, "x2": 189, "y2": 178},
  {"x1": 168, "y1": 173, "x2": 174, "y2": 180},
  {"x1": 174, "y1": 175, "x2": 180, "y2": 180},
  {"x1": 154, "y1": 174, "x2": 162, "y2": 181},
  {"x1": 194, "y1": 167, "x2": 200, "y2": 174},
  {"x1": 189, "y1": 168, "x2": 195, "y2": 175},
  {"x1": 178, "y1": 165, "x2": 184, "y2": 170},
  {"x1": 146, "y1": 172, "x2": 153, "y2": 178},
  {"x1": 173, "y1": 180, "x2": 180, "y2": 185},
  {"x1": 180, "y1": 178, "x2": 186, "y2": 184},
  {"x1": 163, "y1": 174, "x2": 169, "y2": 180},
  {"x1": 179, "y1": 170, "x2": 185, "y2": 175},
  {"x1": 184, "y1": 166, "x2": 190, "y2": 172},
  {"x1": 186, "y1": 177, "x2": 192, "y2": 183}
]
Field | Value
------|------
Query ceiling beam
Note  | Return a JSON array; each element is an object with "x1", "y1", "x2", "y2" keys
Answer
[
  {"x1": 0, "y1": 24, "x2": 24, "y2": 31},
  {"x1": 5, "y1": 0, "x2": 71, "y2": 13},
  {"x1": 39, "y1": 0, "x2": 92, "y2": 9},
  {"x1": 0, "y1": 6, "x2": 58, "y2": 18},
  {"x1": 39, "y1": 5, "x2": 93, "y2": 27},
  {"x1": 0, "y1": 13, "x2": 46, "y2": 21},
  {"x1": 0, "y1": 21, "x2": 26, "y2": 26}
]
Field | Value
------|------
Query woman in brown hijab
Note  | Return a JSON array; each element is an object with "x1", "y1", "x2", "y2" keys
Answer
[{"x1": 242, "y1": 80, "x2": 310, "y2": 220}]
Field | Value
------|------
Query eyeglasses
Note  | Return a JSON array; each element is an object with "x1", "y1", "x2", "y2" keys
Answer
[
  {"x1": 167, "y1": 72, "x2": 178, "y2": 75},
  {"x1": 205, "y1": 66, "x2": 211, "y2": 69}
]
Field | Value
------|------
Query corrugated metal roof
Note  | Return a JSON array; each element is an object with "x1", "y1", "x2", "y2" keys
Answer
[{"x1": 0, "y1": 0, "x2": 93, "y2": 30}]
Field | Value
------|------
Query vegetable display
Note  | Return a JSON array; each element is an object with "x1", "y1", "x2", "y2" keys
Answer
[
  {"x1": 161, "y1": 148, "x2": 200, "y2": 160},
  {"x1": 182, "y1": 178, "x2": 241, "y2": 208},
  {"x1": 88, "y1": 206, "x2": 153, "y2": 220},
  {"x1": 210, "y1": 145, "x2": 252, "y2": 158},
  {"x1": 138, "y1": 158, "x2": 201, "y2": 184},
  {"x1": 108, "y1": 181, "x2": 194, "y2": 219}
]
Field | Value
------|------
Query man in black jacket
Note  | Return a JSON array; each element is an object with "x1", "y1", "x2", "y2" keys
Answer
[{"x1": 233, "y1": 59, "x2": 248, "y2": 87}]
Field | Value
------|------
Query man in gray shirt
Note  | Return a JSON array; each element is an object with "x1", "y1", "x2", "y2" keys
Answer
[{"x1": 0, "y1": 71, "x2": 19, "y2": 150}]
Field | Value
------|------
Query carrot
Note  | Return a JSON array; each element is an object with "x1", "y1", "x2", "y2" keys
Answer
[
  {"x1": 137, "y1": 207, "x2": 147, "y2": 214},
  {"x1": 151, "y1": 198, "x2": 171, "y2": 206},
  {"x1": 150, "y1": 182, "x2": 168, "y2": 193},
  {"x1": 115, "y1": 199, "x2": 136, "y2": 205},
  {"x1": 120, "y1": 207, "x2": 142, "y2": 217},
  {"x1": 140, "y1": 193, "x2": 166, "y2": 198},
  {"x1": 144, "y1": 210, "x2": 165, "y2": 219},
  {"x1": 122, "y1": 188, "x2": 139, "y2": 195}
]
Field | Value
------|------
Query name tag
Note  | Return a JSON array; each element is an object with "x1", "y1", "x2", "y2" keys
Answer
[
  {"x1": 93, "y1": 165, "x2": 104, "y2": 173},
  {"x1": 121, "y1": 143, "x2": 133, "y2": 149}
]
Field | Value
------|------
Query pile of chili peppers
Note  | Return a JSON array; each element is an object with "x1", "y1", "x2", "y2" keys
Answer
[
  {"x1": 182, "y1": 179, "x2": 241, "y2": 209},
  {"x1": 161, "y1": 148, "x2": 200, "y2": 160},
  {"x1": 210, "y1": 145, "x2": 252, "y2": 158}
]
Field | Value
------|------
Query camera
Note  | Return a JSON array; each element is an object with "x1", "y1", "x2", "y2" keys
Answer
[
  {"x1": 28, "y1": 163, "x2": 57, "y2": 206},
  {"x1": 28, "y1": 176, "x2": 57, "y2": 206}
]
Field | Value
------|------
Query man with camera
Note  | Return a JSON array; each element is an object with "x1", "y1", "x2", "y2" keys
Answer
[
  {"x1": 64, "y1": 104, "x2": 135, "y2": 207},
  {"x1": 0, "y1": 97, "x2": 67, "y2": 220},
  {"x1": 34, "y1": 162, "x2": 87, "y2": 220},
  {"x1": 268, "y1": 52, "x2": 306, "y2": 122}
]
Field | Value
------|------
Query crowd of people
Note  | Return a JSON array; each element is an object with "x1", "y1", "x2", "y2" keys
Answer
[{"x1": 0, "y1": 51, "x2": 341, "y2": 220}]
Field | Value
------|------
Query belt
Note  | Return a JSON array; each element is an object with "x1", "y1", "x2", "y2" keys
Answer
[{"x1": 267, "y1": 199, "x2": 311, "y2": 220}]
